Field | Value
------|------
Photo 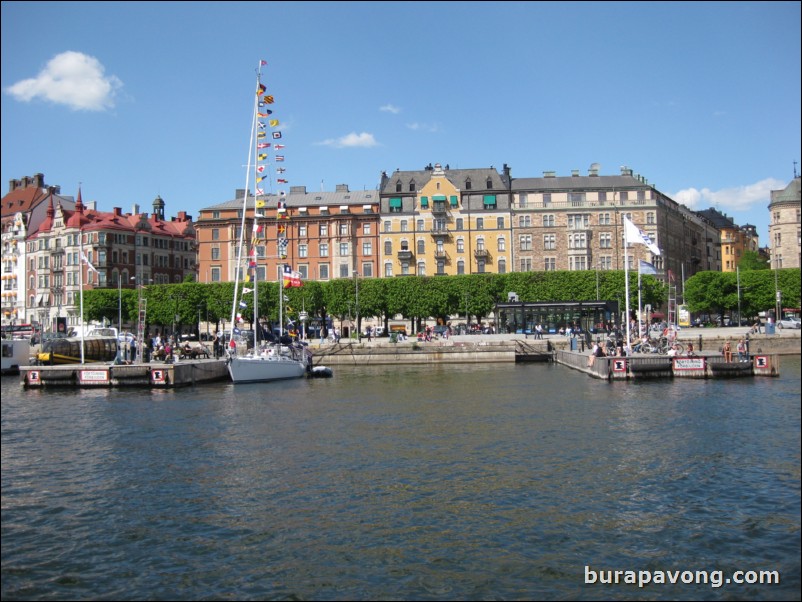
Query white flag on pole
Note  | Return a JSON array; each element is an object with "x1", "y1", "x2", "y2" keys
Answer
[
  {"x1": 624, "y1": 216, "x2": 661, "y2": 255},
  {"x1": 81, "y1": 251, "x2": 99, "y2": 273}
]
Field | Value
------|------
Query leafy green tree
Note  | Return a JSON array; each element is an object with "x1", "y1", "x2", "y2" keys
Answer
[{"x1": 737, "y1": 250, "x2": 770, "y2": 271}]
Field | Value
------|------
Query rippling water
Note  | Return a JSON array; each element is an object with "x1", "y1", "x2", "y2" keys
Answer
[{"x1": 2, "y1": 359, "x2": 800, "y2": 601}]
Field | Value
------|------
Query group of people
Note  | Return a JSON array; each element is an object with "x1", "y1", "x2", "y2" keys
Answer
[{"x1": 722, "y1": 339, "x2": 749, "y2": 362}]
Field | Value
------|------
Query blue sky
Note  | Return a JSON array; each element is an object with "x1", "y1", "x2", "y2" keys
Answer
[{"x1": 2, "y1": 1, "x2": 800, "y2": 243}]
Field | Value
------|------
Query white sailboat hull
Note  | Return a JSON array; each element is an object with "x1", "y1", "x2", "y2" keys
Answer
[{"x1": 227, "y1": 354, "x2": 306, "y2": 383}]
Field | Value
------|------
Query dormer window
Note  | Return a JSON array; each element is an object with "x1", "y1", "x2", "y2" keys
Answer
[
  {"x1": 396, "y1": 180, "x2": 402, "y2": 192},
  {"x1": 409, "y1": 180, "x2": 416, "y2": 192},
  {"x1": 486, "y1": 178, "x2": 493, "y2": 189},
  {"x1": 465, "y1": 178, "x2": 472, "y2": 190}
]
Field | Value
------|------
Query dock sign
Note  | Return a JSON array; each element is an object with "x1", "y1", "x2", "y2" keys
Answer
[
  {"x1": 754, "y1": 355, "x2": 769, "y2": 369},
  {"x1": 612, "y1": 359, "x2": 627, "y2": 372},
  {"x1": 152, "y1": 369, "x2": 166, "y2": 384}
]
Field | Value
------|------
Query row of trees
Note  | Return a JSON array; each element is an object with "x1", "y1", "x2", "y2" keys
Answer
[{"x1": 80, "y1": 267, "x2": 800, "y2": 336}]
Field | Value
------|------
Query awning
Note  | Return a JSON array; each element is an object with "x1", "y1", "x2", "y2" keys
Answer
[
  {"x1": 389, "y1": 197, "x2": 402, "y2": 208},
  {"x1": 432, "y1": 195, "x2": 447, "y2": 201}
]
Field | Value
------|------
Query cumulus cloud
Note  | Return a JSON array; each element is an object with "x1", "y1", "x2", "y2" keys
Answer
[
  {"x1": 380, "y1": 104, "x2": 401, "y2": 114},
  {"x1": 315, "y1": 132, "x2": 378, "y2": 148},
  {"x1": 672, "y1": 178, "x2": 786, "y2": 212},
  {"x1": 5, "y1": 51, "x2": 122, "y2": 111}
]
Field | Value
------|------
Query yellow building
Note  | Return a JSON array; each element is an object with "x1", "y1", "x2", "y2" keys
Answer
[{"x1": 379, "y1": 163, "x2": 512, "y2": 276}]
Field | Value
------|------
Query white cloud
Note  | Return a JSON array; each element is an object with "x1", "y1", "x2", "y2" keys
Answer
[
  {"x1": 315, "y1": 132, "x2": 378, "y2": 148},
  {"x1": 406, "y1": 121, "x2": 441, "y2": 133},
  {"x1": 380, "y1": 104, "x2": 401, "y2": 114},
  {"x1": 5, "y1": 51, "x2": 122, "y2": 111},
  {"x1": 672, "y1": 178, "x2": 786, "y2": 212}
]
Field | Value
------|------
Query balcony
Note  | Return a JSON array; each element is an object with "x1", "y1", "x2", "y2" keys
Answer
[
  {"x1": 430, "y1": 226, "x2": 450, "y2": 238},
  {"x1": 397, "y1": 249, "x2": 414, "y2": 261},
  {"x1": 431, "y1": 201, "x2": 449, "y2": 215},
  {"x1": 434, "y1": 249, "x2": 449, "y2": 260},
  {"x1": 473, "y1": 248, "x2": 490, "y2": 258}
]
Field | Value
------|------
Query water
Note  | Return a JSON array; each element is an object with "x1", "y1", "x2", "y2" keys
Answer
[{"x1": 2, "y1": 359, "x2": 800, "y2": 601}]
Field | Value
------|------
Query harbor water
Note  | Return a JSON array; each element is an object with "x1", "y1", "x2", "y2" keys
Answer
[{"x1": 2, "y1": 358, "x2": 800, "y2": 600}]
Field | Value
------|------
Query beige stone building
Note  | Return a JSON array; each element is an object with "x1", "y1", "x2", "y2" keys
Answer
[
  {"x1": 768, "y1": 177, "x2": 801, "y2": 269},
  {"x1": 510, "y1": 166, "x2": 720, "y2": 281}
]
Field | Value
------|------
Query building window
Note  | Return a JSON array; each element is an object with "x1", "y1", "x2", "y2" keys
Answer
[
  {"x1": 465, "y1": 178, "x2": 472, "y2": 190},
  {"x1": 212, "y1": 229, "x2": 220, "y2": 241},
  {"x1": 339, "y1": 223, "x2": 348, "y2": 236},
  {"x1": 211, "y1": 267, "x2": 221, "y2": 282},
  {"x1": 543, "y1": 193, "x2": 551, "y2": 206},
  {"x1": 519, "y1": 215, "x2": 531, "y2": 227},
  {"x1": 416, "y1": 219, "x2": 424, "y2": 231},
  {"x1": 543, "y1": 214, "x2": 555, "y2": 227},
  {"x1": 417, "y1": 261, "x2": 425, "y2": 276},
  {"x1": 498, "y1": 257, "x2": 506, "y2": 274},
  {"x1": 339, "y1": 243, "x2": 349, "y2": 256},
  {"x1": 599, "y1": 256, "x2": 612, "y2": 270},
  {"x1": 384, "y1": 240, "x2": 392, "y2": 255},
  {"x1": 476, "y1": 218, "x2": 484, "y2": 230},
  {"x1": 544, "y1": 257, "x2": 556, "y2": 271},
  {"x1": 570, "y1": 256, "x2": 587, "y2": 270},
  {"x1": 384, "y1": 262, "x2": 393, "y2": 277},
  {"x1": 384, "y1": 220, "x2": 391, "y2": 232},
  {"x1": 401, "y1": 220, "x2": 408, "y2": 233},
  {"x1": 568, "y1": 233, "x2": 587, "y2": 249},
  {"x1": 363, "y1": 223, "x2": 371, "y2": 235},
  {"x1": 363, "y1": 241, "x2": 372, "y2": 256},
  {"x1": 646, "y1": 212, "x2": 655, "y2": 224},
  {"x1": 497, "y1": 237, "x2": 506, "y2": 252},
  {"x1": 568, "y1": 214, "x2": 590, "y2": 229},
  {"x1": 409, "y1": 181, "x2": 416, "y2": 192},
  {"x1": 299, "y1": 225, "x2": 307, "y2": 238},
  {"x1": 339, "y1": 264, "x2": 350, "y2": 278},
  {"x1": 417, "y1": 239, "x2": 425, "y2": 254},
  {"x1": 457, "y1": 238, "x2": 465, "y2": 253},
  {"x1": 211, "y1": 246, "x2": 220, "y2": 260},
  {"x1": 497, "y1": 217, "x2": 505, "y2": 229},
  {"x1": 457, "y1": 260, "x2": 465, "y2": 274},
  {"x1": 599, "y1": 233, "x2": 612, "y2": 249},
  {"x1": 520, "y1": 257, "x2": 532, "y2": 272},
  {"x1": 544, "y1": 234, "x2": 555, "y2": 250},
  {"x1": 520, "y1": 234, "x2": 532, "y2": 251},
  {"x1": 456, "y1": 218, "x2": 464, "y2": 231},
  {"x1": 320, "y1": 224, "x2": 328, "y2": 237},
  {"x1": 299, "y1": 244, "x2": 308, "y2": 258}
]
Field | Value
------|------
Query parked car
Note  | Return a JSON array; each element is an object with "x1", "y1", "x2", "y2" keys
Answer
[{"x1": 777, "y1": 316, "x2": 801, "y2": 329}]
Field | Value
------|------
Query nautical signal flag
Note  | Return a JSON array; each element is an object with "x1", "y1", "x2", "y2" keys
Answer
[
  {"x1": 256, "y1": 199, "x2": 265, "y2": 208},
  {"x1": 257, "y1": 111, "x2": 273, "y2": 117},
  {"x1": 277, "y1": 178, "x2": 288, "y2": 183},
  {"x1": 269, "y1": 119, "x2": 279, "y2": 127},
  {"x1": 275, "y1": 155, "x2": 284, "y2": 162},
  {"x1": 257, "y1": 143, "x2": 270, "y2": 149},
  {"x1": 274, "y1": 144, "x2": 285, "y2": 150},
  {"x1": 258, "y1": 153, "x2": 268, "y2": 161},
  {"x1": 283, "y1": 264, "x2": 302, "y2": 288},
  {"x1": 276, "y1": 167, "x2": 286, "y2": 174},
  {"x1": 257, "y1": 165, "x2": 265, "y2": 173},
  {"x1": 257, "y1": 83, "x2": 266, "y2": 96},
  {"x1": 272, "y1": 131, "x2": 282, "y2": 139},
  {"x1": 260, "y1": 60, "x2": 267, "y2": 66},
  {"x1": 264, "y1": 95, "x2": 274, "y2": 104},
  {"x1": 257, "y1": 132, "x2": 266, "y2": 139}
]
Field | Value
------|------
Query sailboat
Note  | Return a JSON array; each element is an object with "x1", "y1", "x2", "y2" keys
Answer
[{"x1": 226, "y1": 60, "x2": 310, "y2": 384}]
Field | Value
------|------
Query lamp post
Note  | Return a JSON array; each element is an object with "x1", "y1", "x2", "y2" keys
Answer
[
  {"x1": 353, "y1": 270, "x2": 360, "y2": 343},
  {"x1": 197, "y1": 303, "x2": 204, "y2": 339}
]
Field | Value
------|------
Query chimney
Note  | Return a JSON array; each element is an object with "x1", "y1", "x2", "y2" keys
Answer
[
  {"x1": 543, "y1": 171, "x2": 556, "y2": 178},
  {"x1": 335, "y1": 184, "x2": 350, "y2": 192},
  {"x1": 571, "y1": 169, "x2": 580, "y2": 177},
  {"x1": 290, "y1": 186, "x2": 307, "y2": 195},
  {"x1": 34, "y1": 173, "x2": 45, "y2": 188}
]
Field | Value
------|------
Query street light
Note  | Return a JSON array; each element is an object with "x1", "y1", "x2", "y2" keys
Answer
[{"x1": 353, "y1": 270, "x2": 360, "y2": 343}]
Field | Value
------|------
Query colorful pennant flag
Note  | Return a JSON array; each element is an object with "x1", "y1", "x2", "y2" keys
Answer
[
  {"x1": 283, "y1": 264, "x2": 302, "y2": 288},
  {"x1": 257, "y1": 143, "x2": 270, "y2": 149}
]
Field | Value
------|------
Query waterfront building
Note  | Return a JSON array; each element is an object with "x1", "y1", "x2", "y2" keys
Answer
[
  {"x1": 768, "y1": 176, "x2": 801, "y2": 269},
  {"x1": 195, "y1": 184, "x2": 380, "y2": 284},
  {"x1": 510, "y1": 165, "x2": 720, "y2": 281},
  {"x1": 378, "y1": 163, "x2": 513, "y2": 276},
  {"x1": 23, "y1": 190, "x2": 195, "y2": 333},
  {"x1": 697, "y1": 207, "x2": 760, "y2": 272},
  {"x1": 1, "y1": 174, "x2": 75, "y2": 326}
]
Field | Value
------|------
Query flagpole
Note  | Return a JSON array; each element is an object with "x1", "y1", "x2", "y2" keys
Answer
[
  {"x1": 624, "y1": 232, "x2": 631, "y2": 354},
  {"x1": 79, "y1": 232, "x2": 86, "y2": 364},
  {"x1": 638, "y1": 266, "x2": 643, "y2": 339},
  {"x1": 279, "y1": 264, "x2": 283, "y2": 338}
]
